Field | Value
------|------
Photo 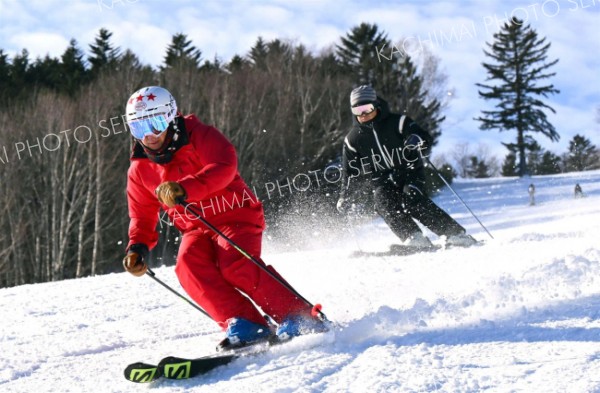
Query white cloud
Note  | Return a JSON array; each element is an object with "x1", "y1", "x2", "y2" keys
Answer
[
  {"x1": 104, "y1": 21, "x2": 171, "y2": 65},
  {"x1": 8, "y1": 32, "x2": 70, "y2": 59}
]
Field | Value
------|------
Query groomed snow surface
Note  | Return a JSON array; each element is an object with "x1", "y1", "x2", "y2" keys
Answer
[{"x1": 2, "y1": 170, "x2": 600, "y2": 392}]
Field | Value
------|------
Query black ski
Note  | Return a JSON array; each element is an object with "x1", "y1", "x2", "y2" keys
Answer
[
  {"x1": 350, "y1": 244, "x2": 441, "y2": 258},
  {"x1": 125, "y1": 350, "x2": 256, "y2": 383},
  {"x1": 446, "y1": 239, "x2": 485, "y2": 249},
  {"x1": 124, "y1": 338, "x2": 281, "y2": 383},
  {"x1": 124, "y1": 325, "x2": 333, "y2": 383},
  {"x1": 159, "y1": 353, "x2": 239, "y2": 380},
  {"x1": 350, "y1": 238, "x2": 485, "y2": 258}
]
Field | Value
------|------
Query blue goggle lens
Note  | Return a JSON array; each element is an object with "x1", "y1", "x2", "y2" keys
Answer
[{"x1": 128, "y1": 115, "x2": 170, "y2": 139}]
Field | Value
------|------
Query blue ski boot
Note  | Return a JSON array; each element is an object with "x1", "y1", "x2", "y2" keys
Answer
[
  {"x1": 276, "y1": 314, "x2": 329, "y2": 341},
  {"x1": 216, "y1": 318, "x2": 274, "y2": 351}
]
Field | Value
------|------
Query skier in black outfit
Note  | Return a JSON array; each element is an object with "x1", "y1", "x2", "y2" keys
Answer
[{"x1": 337, "y1": 85, "x2": 476, "y2": 249}]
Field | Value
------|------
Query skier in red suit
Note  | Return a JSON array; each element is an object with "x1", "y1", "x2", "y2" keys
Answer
[{"x1": 122, "y1": 86, "x2": 326, "y2": 349}]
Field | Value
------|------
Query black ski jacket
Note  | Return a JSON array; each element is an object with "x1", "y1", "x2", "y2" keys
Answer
[{"x1": 339, "y1": 97, "x2": 432, "y2": 199}]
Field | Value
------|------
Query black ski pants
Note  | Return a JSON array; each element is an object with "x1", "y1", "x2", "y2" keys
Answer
[{"x1": 373, "y1": 171, "x2": 465, "y2": 241}]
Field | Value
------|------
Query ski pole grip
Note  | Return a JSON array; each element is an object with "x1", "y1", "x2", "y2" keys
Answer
[{"x1": 311, "y1": 303, "x2": 328, "y2": 322}]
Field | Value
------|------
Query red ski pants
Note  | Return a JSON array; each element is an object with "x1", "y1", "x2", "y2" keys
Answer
[{"x1": 174, "y1": 223, "x2": 309, "y2": 330}]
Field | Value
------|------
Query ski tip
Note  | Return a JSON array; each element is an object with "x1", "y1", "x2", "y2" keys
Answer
[{"x1": 124, "y1": 362, "x2": 162, "y2": 383}]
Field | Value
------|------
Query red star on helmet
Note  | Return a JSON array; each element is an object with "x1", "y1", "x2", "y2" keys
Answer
[
  {"x1": 135, "y1": 94, "x2": 144, "y2": 102},
  {"x1": 146, "y1": 93, "x2": 157, "y2": 101}
]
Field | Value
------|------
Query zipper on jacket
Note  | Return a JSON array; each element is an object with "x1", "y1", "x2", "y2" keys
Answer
[{"x1": 369, "y1": 123, "x2": 394, "y2": 169}]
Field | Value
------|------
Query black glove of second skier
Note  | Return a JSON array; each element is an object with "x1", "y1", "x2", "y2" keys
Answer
[
  {"x1": 336, "y1": 198, "x2": 351, "y2": 214},
  {"x1": 403, "y1": 134, "x2": 427, "y2": 167}
]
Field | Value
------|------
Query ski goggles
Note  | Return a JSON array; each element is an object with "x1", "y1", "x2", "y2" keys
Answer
[
  {"x1": 127, "y1": 114, "x2": 170, "y2": 139},
  {"x1": 351, "y1": 103, "x2": 376, "y2": 116}
]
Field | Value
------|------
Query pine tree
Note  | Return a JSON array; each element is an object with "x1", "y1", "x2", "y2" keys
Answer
[
  {"x1": 247, "y1": 37, "x2": 294, "y2": 74},
  {"x1": 476, "y1": 18, "x2": 559, "y2": 177},
  {"x1": 501, "y1": 152, "x2": 518, "y2": 176},
  {"x1": 526, "y1": 140, "x2": 543, "y2": 175},
  {"x1": 263, "y1": 39, "x2": 293, "y2": 71},
  {"x1": 564, "y1": 134, "x2": 599, "y2": 172},
  {"x1": 249, "y1": 37, "x2": 268, "y2": 70},
  {"x1": 6, "y1": 49, "x2": 32, "y2": 103},
  {"x1": 60, "y1": 39, "x2": 88, "y2": 96},
  {"x1": 227, "y1": 54, "x2": 250, "y2": 72},
  {"x1": 466, "y1": 156, "x2": 490, "y2": 178},
  {"x1": 114, "y1": 49, "x2": 155, "y2": 88},
  {"x1": 537, "y1": 151, "x2": 562, "y2": 174},
  {"x1": 0, "y1": 50, "x2": 12, "y2": 105},
  {"x1": 30, "y1": 55, "x2": 62, "y2": 91},
  {"x1": 475, "y1": 160, "x2": 491, "y2": 178},
  {"x1": 266, "y1": 39, "x2": 291, "y2": 58},
  {"x1": 9, "y1": 49, "x2": 30, "y2": 88},
  {"x1": 163, "y1": 33, "x2": 201, "y2": 69},
  {"x1": 200, "y1": 55, "x2": 223, "y2": 72},
  {"x1": 88, "y1": 28, "x2": 121, "y2": 76},
  {"x1": 336, "y1": 23, "x2": 394, "y2": 95}
]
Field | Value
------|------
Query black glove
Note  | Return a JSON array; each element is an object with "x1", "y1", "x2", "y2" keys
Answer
[
  {"x1": 389, "y1": 169, "x2": 407, "y2": 186},
  {"x1": 336, "y1": 198, "x2": 351, "y2": 214},
  {"x1": 123, "y1": 243, "x2": 149, "y2": 277},
  {"x1": 403, "y1": 134, "x2": 427, "y2": 167}
]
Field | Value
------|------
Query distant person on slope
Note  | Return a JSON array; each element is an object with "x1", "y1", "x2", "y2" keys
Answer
[
  {"x1": 121, "y1": 86, "x2": 326, "y2": 350},
  {"x1": 336, "y1": 85, "x2": 476, "y2": 249}
]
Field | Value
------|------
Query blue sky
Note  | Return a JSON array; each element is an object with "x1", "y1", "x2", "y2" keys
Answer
[{"x1": 1, "y1": 0, "x2": 599, "y2": 160}]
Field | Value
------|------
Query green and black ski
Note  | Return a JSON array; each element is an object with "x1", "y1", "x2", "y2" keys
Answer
[
  {"x1": 124, "y1": 337, "x2": 285, "y2": 383},
  {"x1": 125, "y1": 349, "x2": 257, "y2": 383}
]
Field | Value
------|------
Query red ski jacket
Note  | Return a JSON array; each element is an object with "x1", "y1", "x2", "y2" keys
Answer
[{"x1": 126, "y1": 114, "x2": 264, "y2": 250}]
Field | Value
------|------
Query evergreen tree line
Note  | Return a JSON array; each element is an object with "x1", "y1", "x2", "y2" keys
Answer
[
  {"x1": 442, "y1": 133, "x2": 600, "y2": 180},
  {"x1": 499, "y1": 135, "x2": 600, "y2": 177},
  {"x1": 0, "y1": 24, "x2": 450, "y2": 287}
]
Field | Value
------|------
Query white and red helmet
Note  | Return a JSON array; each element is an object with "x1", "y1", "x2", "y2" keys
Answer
[{"x1": 125, "y1": 86, "x2": 177, "y2": 139}]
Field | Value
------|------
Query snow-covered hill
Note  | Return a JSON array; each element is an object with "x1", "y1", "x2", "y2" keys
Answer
[{"x1": 2, "y1": 171, "x2": 600, "y2": 392}]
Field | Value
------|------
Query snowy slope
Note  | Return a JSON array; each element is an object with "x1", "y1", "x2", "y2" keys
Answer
[{"x1": 1, "y1": 170, "x2": 600, "y2": 393}]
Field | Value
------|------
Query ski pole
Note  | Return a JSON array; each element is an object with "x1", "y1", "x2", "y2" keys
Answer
[
  {"x1": 177, "y1": 198, "x2": 328, "y2": 322},
  {"x1": 145, "y1": 267, "x2": 212, "y2": 319},
  {"x1": 424, "y1": 157, "x2": 494, "y2": 240}
]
